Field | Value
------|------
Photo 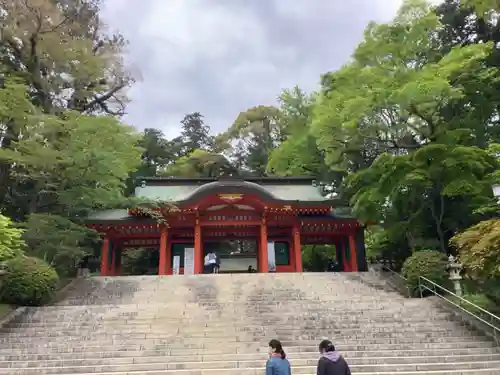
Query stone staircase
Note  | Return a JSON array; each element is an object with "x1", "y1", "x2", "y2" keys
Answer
[{"x1": 0, "y1": 272, "x2": 499, "y2": 374}]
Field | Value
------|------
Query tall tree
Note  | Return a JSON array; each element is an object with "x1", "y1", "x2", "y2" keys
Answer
[
  {"x1": 179, "y1": 112, "x2": 214, "y2": 156},
  {"x1": 220, "y1": 105, "x2": 282, "y2": 175},
  {"x1": 312, "y1": 0, "x2": 499, "y2": 253},
  {"x1": 0, "y1": 0, "x2": 133, "y2": 115}
]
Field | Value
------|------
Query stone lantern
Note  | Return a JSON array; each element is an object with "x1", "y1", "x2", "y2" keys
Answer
[{"x1": 448, "y1": 255, "x2": 463, "y2": 297}]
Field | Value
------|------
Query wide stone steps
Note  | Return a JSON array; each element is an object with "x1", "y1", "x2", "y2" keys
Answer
[
  {"x1": 2, "y1": 347, "x2": 497, "y2": 362},
  {"x1": 0, "y1": 325, "x2": 472, "y2": 339},
  {"x1": 1, "y1": 273, "x2": 498, "y2": 374},
  {"x1": 3, "y1": 352, "x2": 500, "y2": 367},
  {"x1": 0, "y1": 338, "x2": 494, "y2": 354},
  {"x1": 3, "y1": 358, "x2": 500, "y2": 375},
  {"x1": 0, "y1": 328, "x2": 482, "y2": 343},
  {"x1": 3, "y1": 363, "x2": 500, "y2": 375}
]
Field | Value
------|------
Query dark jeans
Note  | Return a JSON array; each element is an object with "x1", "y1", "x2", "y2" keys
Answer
[{"x1": 204, "y1": 264, "x2": 215, "y2": 274}]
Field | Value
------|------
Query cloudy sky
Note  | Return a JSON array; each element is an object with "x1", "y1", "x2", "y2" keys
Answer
[{"x1": 101, "y1": 0, "x2": 433, "y2": 139}]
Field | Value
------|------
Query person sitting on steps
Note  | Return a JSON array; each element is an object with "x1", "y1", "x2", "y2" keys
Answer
[
  {"x1": 266, "y1": 339, "x2": 291, "y2": 375},
  {"x1": 316, "y1": 339, "x2": 351, "y2": 375}
]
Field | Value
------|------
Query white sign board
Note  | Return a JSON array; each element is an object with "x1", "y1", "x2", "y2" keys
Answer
[
  {"x1": 172, "y1": 256, "x2": 180, "y2": 275},
  {"x1": 184, "y1": 247, "x2": 195, "y2": 275},
  {"x1": 267, "y1": 241, "x2": 276, "y2": 272}
]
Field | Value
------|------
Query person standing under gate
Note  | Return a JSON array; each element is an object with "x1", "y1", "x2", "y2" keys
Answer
[
  {"x1": 214, "y1": 252, "x2": 221, "y2": 274},
  {"x1": 204, "y1": 251, "x2": 217, "y2": 274}
]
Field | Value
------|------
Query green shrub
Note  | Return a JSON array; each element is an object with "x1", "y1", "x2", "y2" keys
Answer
[
  {"x1": 0, "y1": 214, "x2": 25, "y2": 262},
  {"x1": 402, "y1": 250, "x2": 448, "y2": 294},
  {"x1": 1, "y1": 256, "x2": 59, "y2": 306}
]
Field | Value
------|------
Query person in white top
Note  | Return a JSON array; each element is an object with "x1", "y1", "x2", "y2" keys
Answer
[{"x1": 204, "y1": 251, "x2": 217, "y2": 273}]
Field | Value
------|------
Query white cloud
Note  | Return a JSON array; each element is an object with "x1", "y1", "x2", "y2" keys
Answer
[{"x1": 101, "y1": 0, "x2": 419, "y2": 138}]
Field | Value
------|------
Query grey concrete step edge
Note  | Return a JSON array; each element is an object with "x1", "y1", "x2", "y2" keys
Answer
[
  {"x1": 0, "y1": 327, "x2": 476, "y2": 340},
  {"x1": 0, "y1": 323, "x2": 472, "y2": 334},
  {"x1": 3, "y1": 362, "x2": 500, "y2": 375},
  {"x1": 19, "y1": 312, "x2": 457, "y2": 321},
  {"x1": 1, "y1": 320, "x2": 470, "y2": 330},
  {"x1": 0, "y1": 337, "x2": 493, "y2": 352},
  {"x1": 1, "y1": 341, "x2": 495, "y2": 356},
  {"x1": 2, "y1": 320, "x2": 467, "y2": 327},
  {"x1": 0, "y1": 333, "x2": 481, "y2": 346},
  {"x1": 5, "y1": 315, "x2": 460, "y2": 326},
  {"x1": 6, "y1": 359, "x2": 500, "y2": 374},
  {"x1": 2, "y1": 329, "x2": 472, "y2": 340},
  {"x1": 3, "y1": 347, "x2": 498, "y2": 362},
  {"x1": 45, "y1": 297, "x2": 413, "y2": 305},
  {"x1": 0, "y1": 334, "x2": 488, "y2": 345},
  {"x1": 22, "y1": 308, "x2": 442, "y2": 317},
  {"x1": 4, "y1": 353, "x2": 500, "y2": 369}
]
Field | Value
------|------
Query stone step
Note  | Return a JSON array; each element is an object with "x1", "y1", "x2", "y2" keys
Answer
[
  {"x1": 0, "y1": 338, "x2": 493, "y2": 353},
  {"x1": 3, "y1": 353, "x2": 500, "y2": 369},
  {"x1": 17, "y1": 311, "x2": 455, "y2": 322},
  {"x1": 49, "y1": 296, "x2": 412, "y2": 305},
  {"x1": 1, "y1": 325, "x2": 471, "y2": 338},
  {"x1": 2, "y1": 347, "x2": 498, "y2": 362},
  {"x1": 20, "y1": 303, "x2": 433, "y2": 314},
  {"x1": 0, "y1": 321, "x2": 468, "y2": 338},
  {"x1": 0, "y1": 329, "x2": 479, "y2": 343},
  {"x1": 5, "y1": 314, "x2": 459, "y2": 328},
  {"x1": 3, "y1": 360, "x2": 500, "y2": 375}
]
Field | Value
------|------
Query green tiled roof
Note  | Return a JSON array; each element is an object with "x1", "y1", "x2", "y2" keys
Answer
[
  {"x1": 135, "y1": 185, "x2": 198, "y2": 201},
  {"x1": 86, "y1": 209, "x2": 133, "y2": 222},
  {"x1": 135, "y1": 183, "x2": 327, "y2": 202},
  {"x1": 86, "y1": 178, "x2": 340, "y2": 223}
]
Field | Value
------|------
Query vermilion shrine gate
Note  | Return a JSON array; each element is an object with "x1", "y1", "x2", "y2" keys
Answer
[{"x1": 85, "y1": 177, "x2": 368, "y2": 276}]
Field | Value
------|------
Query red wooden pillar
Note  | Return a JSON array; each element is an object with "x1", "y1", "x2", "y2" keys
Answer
[
  {"x1": 194, "y1": 219, "x2": 203, "y2": 274},
  {"x1": 292, "y1": 223, "x2": 303, "y2": 272},
  {"x1": 259, "y1": 216, "x2": 269, "y2": 273},
  {"x1": 349, "y1": 233, "x2": 358, "y2": 272},
  {"x1": 100, "y1": 237, "x2": 109, "y2": 276},
  {"x1": 158, "y1": 227, "x2": 168, "y2": 275}
]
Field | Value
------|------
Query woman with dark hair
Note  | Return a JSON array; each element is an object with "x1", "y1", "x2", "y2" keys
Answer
[
  {"x1": 317, "y1": 340, "x2": 351, "y2": 375},
  {"x1": 266, "y1": 339, "x2": 291, "y2": 375}
]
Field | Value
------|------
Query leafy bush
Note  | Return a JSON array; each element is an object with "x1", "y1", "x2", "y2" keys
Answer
[
  {"x1": 1, "y1": 256, "x2": 59, "y2": 306},
  {"x1": 402, "y1": 250, "x2": 448, "y2": 294},
  {"x1": 451, "y1": 219, "x2": 500, "y2": 280},
  {"x1": 21, "y1": 214, "x2": 98, "y2": 278},
  {"x1": 0, "y1": 214, "x2": 25, "y2": 262}
]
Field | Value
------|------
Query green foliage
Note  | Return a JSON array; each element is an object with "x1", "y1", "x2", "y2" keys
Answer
[
  {"x1": 401, "y1": 250, "x2": 448, "y2": 292},
  {"x1": 0, "y1": 109, "x2": 143, "y2": 218},
  {"x1": 302, "y1": 245, "x2": 337, "y2": 272},
  {"x1": 450, "y1": 292, "x2": 500, "y2": 317},
  {"x1": 161, "y1": 149, "x2": 236, "y2": 178},
  {"x1": 122, "y1": 248, "x2": 158, "y2": 275},
  {"x1": 0, "y1": 214, "x2": 25, "y2": 262},
  {"x1": 21, "y1": 214, "x2": 99, "y2": 278},
  {"x1": 1, "y1": 257, "x2": 59, "y2": 306},
  {"x1": 365, "y1": 227, "x2": 412, "y2": 271},
  {"x1": 451, "y1": 219, "x2": 500, "y2": 280}
]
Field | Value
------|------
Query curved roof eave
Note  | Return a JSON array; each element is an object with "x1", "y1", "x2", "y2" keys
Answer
[{"x1": 173, "y1": 180, "x2": 336, "y2": 206}]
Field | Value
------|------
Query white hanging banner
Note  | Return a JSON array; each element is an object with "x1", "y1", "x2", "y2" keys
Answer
[
  {"x1": 267, "y1": 241, "x2": 276, "y2": 272},
  {"x1": 172, "y1": 256, "x2": 180, "y2": 275},
  {"x1": 184, "y1": 247, "x2": 195, "y2": 275}
]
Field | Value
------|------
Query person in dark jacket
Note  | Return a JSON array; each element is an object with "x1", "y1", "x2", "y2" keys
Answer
[
  {"x1": 266, "y1": 339, "x2": 291, "y2": 375},
  {"x1": 317, "y1": 340, "x2": 351, "y2": 375}
]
